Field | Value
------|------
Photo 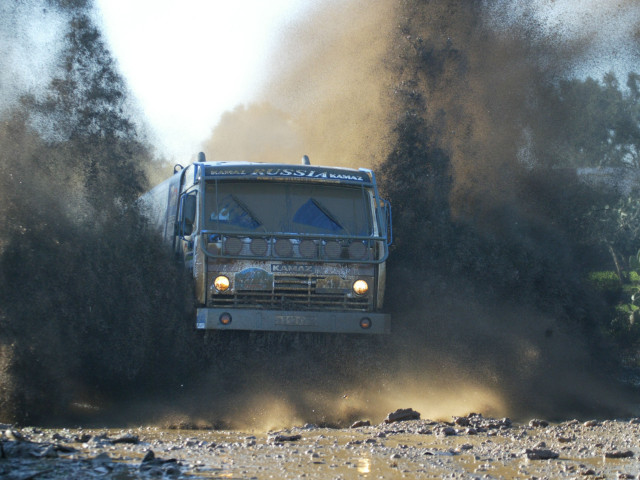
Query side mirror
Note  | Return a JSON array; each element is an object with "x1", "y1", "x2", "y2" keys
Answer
[
  {"x1": 381, "y1": 199, "x2": 392, "y2": 246},
  {"x1": 179, "y1": 193, "x2": 197, "y2": 237}
]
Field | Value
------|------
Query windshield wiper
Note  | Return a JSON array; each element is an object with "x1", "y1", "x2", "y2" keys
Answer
[
  {"x1": 230, "y1": 194, "x2": 267, "y2": 232},
  {"x1": 310, "y1": 198, "x2": 347, "y2": 234}
]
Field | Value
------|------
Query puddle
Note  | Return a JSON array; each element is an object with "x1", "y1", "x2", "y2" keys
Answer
[{"x1": 3, "y1": 421, "x2": 639, "y2": 479}]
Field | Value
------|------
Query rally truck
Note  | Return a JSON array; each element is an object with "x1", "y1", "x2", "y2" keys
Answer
[{"x1": 141, "y1": 153, "x2": 392, "y2": 334}]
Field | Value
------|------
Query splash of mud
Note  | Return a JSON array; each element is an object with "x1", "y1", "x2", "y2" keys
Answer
[{"x1": 202, "y1": 0, "x2": 395, "y2": 168}]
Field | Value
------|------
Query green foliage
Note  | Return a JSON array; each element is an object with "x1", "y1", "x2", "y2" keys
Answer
[
  {"x1": 586, "y1": 271, "x2": 623, "y2": 303},
  {"x1": 587, "y1": 271, "x2": 622, "y2": 290},
  {"x1": 592, "y1": 249, "x2": 640, "y2": 354},
  {"x1": 531, "y1": 74, "x2": 640, "y2": 169}
]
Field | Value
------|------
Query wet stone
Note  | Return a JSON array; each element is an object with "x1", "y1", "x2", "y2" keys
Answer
[
  {"x1": 112, "y1": 433, "x2": 140, "y2": 444},
  {"x1": 141, "y1": 449, "x2": 156, "y2": 463},
  {"x1": 523, "y1": 448, "x2": 560, "y2": 460},
  {"x1": 529, "y1": 419, "x2": 549, "y2": 428},
  {"x1": 5, "y1": 429, "x2": 26, "y2": 442},
  {"x1": 384, "y1": 408, "x2": 421, "y2": 424},
  {"x1": 437, "y1": 426, "x2": 457, "y2": 437},
  {"x1": 163, "y1": 463, "x2": 181, "y2": 476},
  {"x1": 270, "y1": 434, "x2": 302, "y2": 443},
  {"x1": 88, "y1": 433, "x2": 113, "y2": 447},
  {"x1": 54, "y1": 444, "x2": 76, "y2": 454},
  {"x1": 74, "y1": 433, "x2": 92, "y2": 443},
  {"x1": 454, "y1": 416, "x2": 471, "y2": 427},
  {"x1": 37, "y1": 445, "x2": 58, "y2": 458},
  {"x1": 93, "y1": 465, "x2": 112, "y2": 475},
  {"x1": 604, "y1": 450, "x2": 634, "y2": 459},
  {"x1": 351, "y1": 420, "x2": 371, "y2": 428},
  {"x1": 92, "y1": 452, "x2": 112, "y2": 464},
  {"x1": 2, "y1": 441, "x2": 49, "y2": 459}
]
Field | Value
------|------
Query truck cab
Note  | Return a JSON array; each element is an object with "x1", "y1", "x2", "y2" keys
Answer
[{"x1": 142, "y1": 155, "x2": 392, "y2": 334}]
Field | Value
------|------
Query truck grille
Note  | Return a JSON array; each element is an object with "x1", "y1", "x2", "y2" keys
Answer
[{"x1": 210, "y1": 274, "x2": 371, "y2": 311}]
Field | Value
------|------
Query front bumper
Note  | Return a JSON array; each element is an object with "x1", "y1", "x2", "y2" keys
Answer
[{"x1": 196, "y1": 308, "x2": 391, "y2": 334}]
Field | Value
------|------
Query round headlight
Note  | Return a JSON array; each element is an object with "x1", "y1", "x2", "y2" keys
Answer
[
  {"x1": 224, "y1": 237, "x2": 243, "y2": 255},
  {"x1": 324, "y1": 240, "x2": 342, "y2": 259},
  {"x1": 250, "y1": 237, "x2": 268, "y2": 256},
  {"x1": 214, "y1": 275, "x2": 230, "y2": 292},
  {"x1": 348, "y1": 241, "x2": 367, "y2": 259},
  {"x1": 275, "y1": 238, "x2": 293, "y2": 257},
  {"x1": 299, "y1": 239, "x2": 317, "y2": 258},
  {"x1": 353, "y1": 279, "x2": 369, "y2": 296}
]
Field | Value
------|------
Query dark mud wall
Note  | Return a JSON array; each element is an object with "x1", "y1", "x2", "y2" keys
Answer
[
  {"x1": 0, "y1": 1, "x2": 198, "y2": 424},
  {"x1": 376, "y1": 0, "x2": 639, "y2": 418}
]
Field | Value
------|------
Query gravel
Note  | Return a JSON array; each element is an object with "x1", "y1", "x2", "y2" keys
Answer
[{"x1": 1, "y1": 412, "x2": 640, "y2": 478}]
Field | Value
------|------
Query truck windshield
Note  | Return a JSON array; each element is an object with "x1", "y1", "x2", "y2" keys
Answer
[{"x1": 205, "y1": 181, "x2": 372, "y2": 236}]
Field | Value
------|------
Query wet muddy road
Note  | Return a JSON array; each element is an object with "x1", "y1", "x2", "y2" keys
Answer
[{"x1": 3, "y1": 413, "x2": 640, "y2": 479}]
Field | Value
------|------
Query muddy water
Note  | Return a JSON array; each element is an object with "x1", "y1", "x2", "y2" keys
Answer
[{"x1": 2, "y1": 416, "x2": 640, "y2": 479}]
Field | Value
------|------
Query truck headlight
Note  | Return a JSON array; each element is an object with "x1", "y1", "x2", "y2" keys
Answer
[
  {"x1": 353, "y1": 279, "x2": 369, "y2": 295},
  {"x1": 214, "y1": 275, "x2": 230, "y2": 292}
]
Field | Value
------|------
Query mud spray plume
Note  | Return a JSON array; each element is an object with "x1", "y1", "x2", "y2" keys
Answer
[
  {"x1": 378, "y1": 0, "x2": 640, "y2": 420},
  {"x1": 0, "y1": 1, "x2": 201, "y2": 424},
  {"x1": 202, "y1": 0, "x2": 396, "y2": 168}
]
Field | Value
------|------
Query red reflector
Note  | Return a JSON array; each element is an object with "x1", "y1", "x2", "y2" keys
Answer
[
  {"x1": 360, "y1": 317, "x2": 372, "y2": 329},
  {"x1": 219, "y1": 312, "x2": 232, "y2": 325}
]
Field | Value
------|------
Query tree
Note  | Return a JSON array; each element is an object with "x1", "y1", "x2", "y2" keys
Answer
[
  {"x1": 0, "y1": 1, "x2": 197, "y2": 423},
  {"x1": 530, "y1": 74, "x2": 640, "y2": 170},
  {"x1": 23, "y1": 8, "x2": 150, "y2": 214}
]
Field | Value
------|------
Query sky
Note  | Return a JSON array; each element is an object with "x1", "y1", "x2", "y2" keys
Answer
[{"x1": 94, "y1": 0, "x2": 314, "y2": 161}]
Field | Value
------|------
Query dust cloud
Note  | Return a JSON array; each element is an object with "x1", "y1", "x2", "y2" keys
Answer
[
  {"x1": 373, "y1": 0, "x2": 640, "y2": 421},
  {"x1": 202, "y1": 0, "x2": 395, "y2": 168}
]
